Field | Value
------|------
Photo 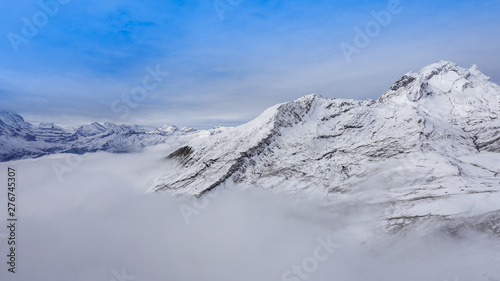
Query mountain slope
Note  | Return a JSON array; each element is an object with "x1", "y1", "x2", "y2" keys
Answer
[{"x1": 148, "y1": 61, "x2": 500, "y2": 232}]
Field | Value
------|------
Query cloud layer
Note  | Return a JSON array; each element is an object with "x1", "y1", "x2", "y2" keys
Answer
[{"x1": 0, "y1": 149, "x2": 499, "y2": 281}]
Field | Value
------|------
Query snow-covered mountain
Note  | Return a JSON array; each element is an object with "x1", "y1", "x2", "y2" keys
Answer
[
  {"x1": 1, "y1": 60, "x2": 499, "y2": 235},
  {"x1": 0, "y1": 113, "x2": 203, "y2": 162},
  {"x1": 148, "y1": 61, "x2": 500, "y2": 234}
]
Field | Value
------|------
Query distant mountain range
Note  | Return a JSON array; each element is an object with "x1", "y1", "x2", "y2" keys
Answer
[{"x1": 0, "y1": 111, "x2": 228, "y2": 162}]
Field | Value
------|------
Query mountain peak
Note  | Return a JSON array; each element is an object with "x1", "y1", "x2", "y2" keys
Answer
[
  {"x1": 38, "y1": 122, "x2": 64, "y2": 130},
  {"x1": 470, "y1": 64, "x2": 480, "y2": 71},
  {"x1": 417, "y1": 60, "x2": 470, "y2": 81},
  {"x1": 295, "y1": 93, "x2": 322, "y2": 103},
  {"x1": 378, "y1": 61, "x2": 495, "y2": 103},
  {"x1": 419, "y1": 60, "x2": 458, "y2": 72},
  {"x1": 75, "y1": 122, "x2": 108, "y2": 137},
  {"x1": 0, "y1": 111, "x2": 25, "y2": 125},
  {"x1": 469, "y1": 64, "x2": 491, "y2": 82}
]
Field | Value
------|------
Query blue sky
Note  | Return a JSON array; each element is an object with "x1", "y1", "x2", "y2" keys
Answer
[{"x1": 1, "y1": 0, "x2": 499, "y2": 128}]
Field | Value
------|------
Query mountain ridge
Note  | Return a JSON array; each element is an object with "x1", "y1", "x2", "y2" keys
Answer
[
  {"x1": 0, "y1": 112, "x2": 205, "y2": 161},
  {"x1": 149, "y1": 61, "x2": 500, "y2": 195},
  {"x1": 144, "y1": 61, "x2": 500, "y2": 235}
]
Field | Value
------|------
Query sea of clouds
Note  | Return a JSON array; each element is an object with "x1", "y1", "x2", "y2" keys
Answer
[{"x1": 0, "y1": 146, "x2": 499, "y2": 281}]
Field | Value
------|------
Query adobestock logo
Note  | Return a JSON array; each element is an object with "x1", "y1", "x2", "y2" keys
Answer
[
  {"x1": 178, "y1": 187, "x2": 224, "y2": 224},
  {"x1": 213, "y1": 0, "x2": 244, "y2": 21},
  {"x1": 281, "y1": 234, "x2": 340, "y2": 281},
  {"x1": 110, "y1": 64, "x2": 169, "y2": 121},
  {"x1": 7, "y1": 0, "x2": 71, "y2": 54},
  {"x1": 340, "y1": 0, "x2": 404, "y2": 63},
  {"x1": 110, "y1": 268, "x2": 135, "y2": 281}
]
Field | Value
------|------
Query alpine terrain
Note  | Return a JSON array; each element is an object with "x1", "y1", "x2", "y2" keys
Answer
[
  {"x1": 147, "y1": 61, "x2": 500, "y2": 234},
  {"x1": 2, "y1": 60, "x2": 499, "y2": 235}
]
